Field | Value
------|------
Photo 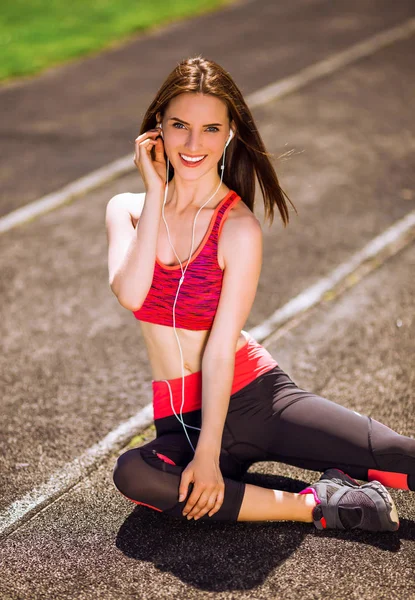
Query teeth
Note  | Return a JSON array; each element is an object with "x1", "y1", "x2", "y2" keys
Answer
[{"x1": 180, "y1": 154, "x2": 206, "y2": 163}]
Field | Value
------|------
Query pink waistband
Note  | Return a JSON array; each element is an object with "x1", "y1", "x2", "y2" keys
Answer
[{"x1": 152, "y1": 331, "x2": 278, "y2": 419}]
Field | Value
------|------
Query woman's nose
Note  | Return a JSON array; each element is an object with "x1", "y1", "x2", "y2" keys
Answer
[{"x1": 184, "y1": 131, "x2": 202, "y2": 152}]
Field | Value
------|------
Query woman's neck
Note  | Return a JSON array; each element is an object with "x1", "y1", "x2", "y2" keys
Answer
[{"x1": 165, "y1": 177, "x2": 228, "y2": 213}]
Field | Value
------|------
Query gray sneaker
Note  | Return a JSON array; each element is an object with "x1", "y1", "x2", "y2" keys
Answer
[{"x1": 300, "y1": 469, "x2": 399, "y2": 532}]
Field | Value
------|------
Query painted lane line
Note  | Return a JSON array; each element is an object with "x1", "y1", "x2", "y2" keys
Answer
[
  {"x1": 249, "y1": 209, "x2": 415, "y2": 342},
  {"x1": 0, "y1": 17, "x2": 414, "y2": 234},
  {"x1": 1, "y1": 207, "x2": 415, "y2": 538},
  {"x1": 0, "y1": 156, "x2": 133, "y2": 233},
  {"x1": 0, "y1": 404, "x2": 154, "y2": 539},
  {"x1": 247, "y1": 18, "x2": 415, "y2": 108}
]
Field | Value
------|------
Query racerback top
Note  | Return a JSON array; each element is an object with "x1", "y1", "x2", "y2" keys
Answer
[{"x1": 132, "y1": 189, "x2": 242, "y2": 330}]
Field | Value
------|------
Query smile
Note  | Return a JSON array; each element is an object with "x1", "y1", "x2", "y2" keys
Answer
[{"x1": 179, "y1": 153, "x2": 207, "y2": 167}]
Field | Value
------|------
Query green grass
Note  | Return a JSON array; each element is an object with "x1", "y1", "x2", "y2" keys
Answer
[
  {"x1": 126, "y1": 423, "x2": 156, "y2": 449},
  {"x1": 0, "y1": 0, "x2": 238, "y2": 83}
]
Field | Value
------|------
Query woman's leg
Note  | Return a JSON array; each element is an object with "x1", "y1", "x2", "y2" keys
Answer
[
  {"x1": 124, "y1": 362, "x2": 317, "y2": 523},
  {"x1": 113, "y1": 363, "x2": 405, "y2": 525},
  {"x1": 237, "y1": 484, "x2": 316, "y2": 522},
  {"x1": 112, "y1": 429, "x2": 247, "y2": 521},
  {"x1": 226, "y1": 365, "x2": 415, "y2": 491},
  {"x1": 112, "y1": 428, "x2": 399, "y2": 529},
  {"x1": 112, "y1": 426, "x2": 319, "y2": 522}
]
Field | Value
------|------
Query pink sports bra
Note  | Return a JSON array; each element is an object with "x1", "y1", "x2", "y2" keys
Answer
[{"x1": 132, "y1": 189, "x2": 242, "y2": 330}]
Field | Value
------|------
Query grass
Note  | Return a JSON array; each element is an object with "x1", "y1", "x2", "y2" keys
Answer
[{"x1": 0, "y1": 0, "x2": 238, "y2": 83}]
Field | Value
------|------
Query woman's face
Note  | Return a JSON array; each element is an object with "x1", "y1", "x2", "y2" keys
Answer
[{"x1": 159, "y1": 93, "x2": 234, "y2": 179}]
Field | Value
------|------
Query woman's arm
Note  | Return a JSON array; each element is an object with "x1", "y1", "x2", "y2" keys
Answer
[
  {"x1": 105, "y1": 188, "x2": 164, "y2": 310},
  {"x1": 179, "y1": 213, "x2": 263, "y2": 520},
  {"x1": 196, "y1": 214, "x2": 263, "y2": 457}
]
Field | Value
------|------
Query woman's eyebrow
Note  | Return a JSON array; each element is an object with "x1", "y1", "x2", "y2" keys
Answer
[{"x1": 168, "y1": 117, "x2": 223, "y2": 127}]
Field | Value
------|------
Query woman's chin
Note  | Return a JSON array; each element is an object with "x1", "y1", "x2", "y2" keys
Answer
[{"x1": 172, "y1": 162, "x2": 212, "y2": 179}]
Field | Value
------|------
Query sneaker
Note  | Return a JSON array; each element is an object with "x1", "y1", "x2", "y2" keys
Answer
[
  {"x1": 318, "y1": 467, "x2": 360, "y2": 488},
  {"x1": 300, "y1": 469, "x2": 400, "y2": 532}
]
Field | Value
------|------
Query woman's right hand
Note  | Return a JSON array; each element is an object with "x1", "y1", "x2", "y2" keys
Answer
[{"x1": 133, "y1": 129, "x2": 167, "y2": 192}]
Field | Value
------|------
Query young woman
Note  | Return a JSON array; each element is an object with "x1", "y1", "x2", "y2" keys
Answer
[{"x1": 107, "y1": 56, "x2": 414, "y2": 532}]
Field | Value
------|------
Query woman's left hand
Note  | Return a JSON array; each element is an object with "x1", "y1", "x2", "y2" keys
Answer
[{"x1": 179, "y1": 453, "x2": 225, "y2": 520}]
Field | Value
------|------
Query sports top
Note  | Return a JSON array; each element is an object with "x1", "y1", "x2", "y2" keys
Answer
[{"x1": 132, "y1": 189, "x2": 242, "y2": 330}]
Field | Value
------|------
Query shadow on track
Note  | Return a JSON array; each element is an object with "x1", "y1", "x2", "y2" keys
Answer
[{"x1": 115, "y1": 473, "x2": 408, "y2": 592}]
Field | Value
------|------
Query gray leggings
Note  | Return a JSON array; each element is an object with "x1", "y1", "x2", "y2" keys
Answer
[{"x1": 113, "y1": 365, "x2": 415, "y2": 521}]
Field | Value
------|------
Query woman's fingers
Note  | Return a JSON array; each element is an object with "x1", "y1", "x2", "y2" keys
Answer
[
  {"x1": 182, "y1": 483, "x2": 203, "y2": 516},
  {"x1": 133, "y1": 129, "x2": 165, "y2": 188},
  {"x1": 192, "y1": 492, "x2": 218, "y2": 520},
  {"x1": 133, "y1": 132, "x2": 157, "y2": 168},
  {"x1": 208, "y1": 489, "x2": 225, "y2": 518},
  {"x1": 134, "y1": 129, "x2": 159, "y2": 143},
  {"x1": 134, "y1": 130, "x2": 158, "y2": 155},
  {"x1": 185, "y1": 488, "x2": 212, "y2": 519},
  {"x1": 178, "y1": 468, "x2": 193, "y2": 504},
  {"x1": 185, "y1": 485, "x2": 225, "y2": 520},
  {"x1": 154, "y1": 136, "x2": 166, "y2": 163},
  {"x1": 137, "y1": 133, "x2": 158, "y2": 158},
  {"x1": 180, "y1": 459, "x2": 225, "y2": 520}
]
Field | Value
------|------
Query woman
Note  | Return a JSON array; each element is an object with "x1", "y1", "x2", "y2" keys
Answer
[{"x1": 107, "y1": 56, "x2": 413, "y2": 532}]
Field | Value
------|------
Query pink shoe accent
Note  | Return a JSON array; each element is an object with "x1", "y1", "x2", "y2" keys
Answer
[
  {"x1": 299, "y1": 487, "x2": 321, "y2": 504},
  {"x1": 299, "y1": 487, "x2": 326, "y2": 528}
]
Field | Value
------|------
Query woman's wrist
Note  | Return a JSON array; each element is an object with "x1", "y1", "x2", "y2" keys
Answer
[
  {"x1": 194, "y1": 438, "x2": 221, "y2": 460},
  {"x1": 144, "y1": 185, "x2": 165, "y2": 204}
]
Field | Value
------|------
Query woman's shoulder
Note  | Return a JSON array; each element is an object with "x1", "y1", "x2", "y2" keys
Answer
[
  {"x1": 110, "y1": 191, "x2": 146, "y2": 221},
  {"x1": 217, "y1": 191, "x2": 262, "y2": 268},
  {"x1": 223, "y1": 191, "x2": 262, "y2": 245},
  {"x1": 228, "y1": 191, "x2": 260, "y2": 228}
]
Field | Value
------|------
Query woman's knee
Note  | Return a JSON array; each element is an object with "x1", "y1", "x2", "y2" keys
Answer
[
  {"x1": 112, "y1": 446, "x2": 183, "y2": 510},
  {"x1": 113, "y1": 448, "x2": 144, "y2": 499}
]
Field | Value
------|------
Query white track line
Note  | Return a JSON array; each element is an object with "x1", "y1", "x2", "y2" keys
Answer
[
  {"x1": 1, "y1": 17, "x2": 414, "y2": 234},
  {"x1": 1, "y1": 208, "x2": 415, "y2": 538},
  {"x1": 247, "y1": 18, "x2": 415, "y2": 108},
  {"x1": 250, "y1": 210, "x2": 415, "y2": 340},
  {"x1": 0, "y1": 404, "x2": 153, "y2": 538}
]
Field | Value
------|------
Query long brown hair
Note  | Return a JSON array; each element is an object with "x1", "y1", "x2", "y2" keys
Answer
[{"x1": 140, "y1": 55, "x2": 297, "y2": 227}]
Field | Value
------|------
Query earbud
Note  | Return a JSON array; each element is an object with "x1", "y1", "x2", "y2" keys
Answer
[
  {"x1": 225, "y1": 129, "x2": 234, "y2": 148},
  {"x1": 158, "y1": 123, "x2": 164, "y2": 139}
]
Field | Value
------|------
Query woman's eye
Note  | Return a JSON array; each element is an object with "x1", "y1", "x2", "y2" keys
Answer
[{"x1": 172, "y1": 123, "x2": 219, "y2": 132}]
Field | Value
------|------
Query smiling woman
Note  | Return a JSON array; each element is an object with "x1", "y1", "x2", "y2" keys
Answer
[
  {"x1": 140, "y1": 65, "x2": 293, "y2": 225},
  {"x1": 155, "y1": 93, "x2": 236, "y2": 188},
  {"x1": 108, "y1": 55, "x2": 413, "y2": 533}
]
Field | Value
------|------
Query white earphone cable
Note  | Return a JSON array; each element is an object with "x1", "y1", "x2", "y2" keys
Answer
[{"x1": 158, "y1": 126, "x2": 233, "y2": 453}]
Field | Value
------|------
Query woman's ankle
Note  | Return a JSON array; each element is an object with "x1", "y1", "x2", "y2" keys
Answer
[{"x1": 296, "y1": 492, "x2": 317, "y2": 523}]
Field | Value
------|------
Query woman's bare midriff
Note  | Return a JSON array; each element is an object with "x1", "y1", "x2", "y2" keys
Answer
[{"x1": 140, "y1": 322, "x2": 248, "y2": 381}]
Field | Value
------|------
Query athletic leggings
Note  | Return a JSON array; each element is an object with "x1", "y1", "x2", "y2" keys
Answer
[{"x1": 113, "y1": 332, "x2": 415, "y2": 522}]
